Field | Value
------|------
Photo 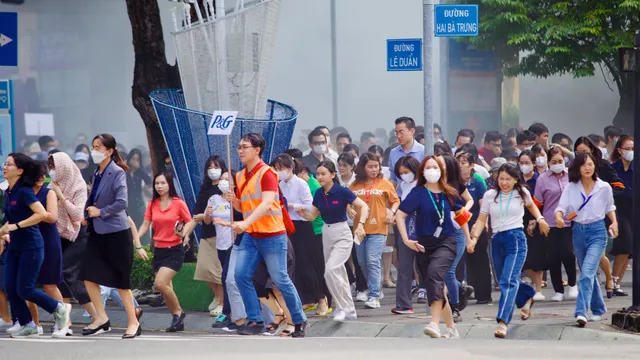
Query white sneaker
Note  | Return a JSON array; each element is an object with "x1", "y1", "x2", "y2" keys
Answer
[
  {"x1": 589, "y1": 314, "x2": 603, "y2": 322},
  {"x1": 379, "y1": 291, "x2": 384, "y2": 300},
  {"x1": 0, "y1": 319, "x2": 12, "y2": 329},
  {"x1": 345, "y1": 311, "x2": 357, "y2": 321},
  {"x1": 551, "y1": 293, "x2": 564, "y2": 302},
  {"x1": 209, "y1": 305, "x2": 223, "y2": 317},
  {"x1": 441, "y1": 327, "x2": 460, "y2": 339},
  {"x1": 36, "y1": 326, "x2": 43, "y2": 335},
  {"x1": 423, "y1": 322, "x2": 441, "y2": 338},
  {"x1": 576, "y1": 315, "x2": 588, "y2": 327},
  {"x1": 333, "y1": 309, "x2": 346, "y2": 322},
  {"x1": 6, "y1": 322, "x2": 21, "y2": 334},
  {"x1": 355, "y1": 291, "x2": 369, "y2": 302},
  {"x1": 567, "y1": 285, "x2": 578, "y2": 300},
  {"x1": 364, "y1": 297, "x2": 380, "y2": 309},
  {"x1": 533, "y1": 292, "x2": 546, "y2": 301},
  {"x1": 52, "y1": 325, "x2": 72, "y2": 338}
]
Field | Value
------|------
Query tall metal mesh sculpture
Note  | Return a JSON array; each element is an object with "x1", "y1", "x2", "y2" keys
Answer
[{"x1": 150, "y1": 0, "x2": 296, "y2": 212}]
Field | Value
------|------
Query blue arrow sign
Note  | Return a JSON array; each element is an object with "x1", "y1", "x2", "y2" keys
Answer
[{"x1": 0, "y1": 12, "x2": 18, "y2": 67}]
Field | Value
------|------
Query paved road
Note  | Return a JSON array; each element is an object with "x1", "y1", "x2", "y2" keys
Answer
[{"x1": 0, "y1": 331, "x2": 636, "y2": 360}]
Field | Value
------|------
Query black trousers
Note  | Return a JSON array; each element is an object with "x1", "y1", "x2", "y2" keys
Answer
[
  {"x1": 58, "y1": 227, "x2": 92, "y2": 305},
  {"x1": 466, "y1": 230, "x2": 492, "y2": 302},
  {"x1": 546, "y1": 227, "x2": 577, "y2": 294}
]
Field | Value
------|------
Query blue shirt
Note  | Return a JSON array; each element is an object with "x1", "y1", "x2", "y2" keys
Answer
[
  {"x1": 611, "y1": 160, "x2": 633, "y2": 198},
  {"x1": 3, "y1": 181, "x2": 44, "y2": 251},
  {"x1": 399, "y1": 186, "x2": 462, "y2": 239},
  {"x1": 465, "y1": 176, "x2": 487, "y2": 227},
  {"x1": 388, "y1": 140, "x2": 425, "y2": 183},
  {"x1": 312, "y1": 183, "x2": 356, "y2": 224}
]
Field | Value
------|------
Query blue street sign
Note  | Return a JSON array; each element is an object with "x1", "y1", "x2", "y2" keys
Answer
[
  {"x1": 387, "y1": 38, "x2": 422, "y2": 72},
  {"x1": 0, "y1": 12, "x2": 18, "y2": 67},
  {"x1": 434, "y1": 4, "x2": 479, "y2": 37},
  {"x1": 0, "y1": 80, "x2": 9, "y2": 110}
]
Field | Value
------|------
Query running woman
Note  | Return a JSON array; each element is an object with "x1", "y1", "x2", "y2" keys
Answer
[
  {"x1": 555, "y1": 152, "x2": 617, "y2": 327},
  {"x1": 1, "y1": 153, "x2": 71, "y2": 338},
  {"x1": 471, "y1": 163, "x2": 550, "y2": 338},
  {"x1": 349, "y1": 152, "x2": 400, "y2": 309},
  {"x1": 137, "y1": 172, "x2": 191, "y2": 332},
  {"x1": 297, "y1": 161, "x2": 369, "y2": 322},
  {"x1": 395, "y1": 156, "x2": 472, "y2": 339},
  {"x1": 533, "y1": 145, "x2": 577, "y2": 301}
]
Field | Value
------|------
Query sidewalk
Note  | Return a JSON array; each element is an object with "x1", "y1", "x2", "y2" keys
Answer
[{"x1": 40, "y1": 276, "x2": 640, "y2": 341}]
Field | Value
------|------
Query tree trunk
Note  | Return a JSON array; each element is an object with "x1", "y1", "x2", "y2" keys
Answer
[
  {"x1": 126, "y1": 0, "x2": 182, "y2": 175},
  {"x1": 613, "y1": 74, "x2": 635, "y2": 133}
]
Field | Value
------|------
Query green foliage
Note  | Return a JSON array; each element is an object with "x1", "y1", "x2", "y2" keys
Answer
[
  {"x1": 131, "y1": 245, "x2": 155, "y2": 290},
  {"x1": 456, "y1": 0, "x2": 640, "y2": 93}
]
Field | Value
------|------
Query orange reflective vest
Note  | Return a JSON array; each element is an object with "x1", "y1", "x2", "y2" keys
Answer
[{"x1": 236, "y1": 166, "x2": 285, "y2": 234}]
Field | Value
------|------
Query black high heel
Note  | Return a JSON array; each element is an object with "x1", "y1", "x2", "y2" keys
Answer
[
  {"x1": 122, "y1": 325, "x2": 142, "y2": 339},
  {"x1": 82, "y1": 320, "x2": 111, "y2": 336}
]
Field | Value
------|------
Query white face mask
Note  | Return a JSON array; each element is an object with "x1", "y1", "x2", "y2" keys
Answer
[
  {"x1": 49, "y1": 169, "x2": 57, "y2": 183},
  {"x1": 550, "y1": 164, "x2": 565, "y2": 174},
  {"x1": 400, "y1": 173, "x2": 415, "y2": 184},
  {"x1": 535, "y1": 156, "x2": 547, "y2": 167},
  {"x1": 515, "y1": 149, "x2": 522, "y2": 156},
  {"x1": 91, "y1": 150, "x2": 107, "y2": 164},
  {"x1": 520, "y1": 164, "x2": 534, "y2": 175},
  {"x1": 207, "y1": 168, "x2": 222, "y2": 181},
  {"x1": 312, "y1": 145, "x2": 326, "y2": 155},
  {"x1": 424, "y1": 169, "x2": 441, "y2": 184},
  {"x1": 599, "y1": 147, "x2": 609, "y2": 160},
  {"x1": 524, "y1": 146, "x2": 533, "y2": 151},
  {"x1": 277, "y1": 170, "x2": 290, "y2": 180},
  {"x1": 623, "y1": 150, "x2": 634, "y2": 162},
  {"x1": 354, "y1": 157, "x2": 359, "y2": 165},
  {"x1": 218, "y1": 180, "x2": 230, "y2": 194}
]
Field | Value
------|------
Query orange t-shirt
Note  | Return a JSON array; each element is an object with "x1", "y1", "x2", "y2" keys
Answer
[
  {"x1": 144, "y1": 197, "x2": 192, "y2": 248},
  {"x1": 350, "y1": 178, "x2": 400, "y2": 235}
]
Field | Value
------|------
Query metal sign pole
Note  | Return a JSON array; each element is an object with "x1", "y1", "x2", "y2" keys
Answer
[
  {"x1": 423, "y1": 0, "x2": 434, "y2": 156},
  {"x1": 226, "y1": 134, "x2": 235, "y2": 229}
]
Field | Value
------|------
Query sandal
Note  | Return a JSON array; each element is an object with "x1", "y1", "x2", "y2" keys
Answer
[
  {"x1": 606, "y1": 278, "x2": 614, "y2": 299},
  {"x1": 280, "y1": 323, "x2": 295, "y2": 337},
  {"x1": 494, "y1": 323, "x2": 508, "y2": 338},
  {"x1": 520, "y1": 298, "x2": 535, "y2": 321},
  {"x1": 265, "y1": 314, "x2": 286, "y2": 335}
]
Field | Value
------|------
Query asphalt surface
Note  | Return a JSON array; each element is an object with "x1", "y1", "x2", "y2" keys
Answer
[{"x1": 0, "y1": 331, "x2": 637, "y2": 360}]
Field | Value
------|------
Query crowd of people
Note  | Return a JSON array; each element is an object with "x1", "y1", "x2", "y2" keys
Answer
[{"x1": 0, "y1": 117, "x2": 633, "y2": 340}]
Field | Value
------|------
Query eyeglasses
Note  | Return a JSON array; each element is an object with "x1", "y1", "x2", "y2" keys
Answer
[
  {"x1": 237, "y1": 145, "x2": 256, "y2": 151},
  {"x1": 490, "y1": 142, "x2": 502, "y2": 148},
  {"x1": 3, "y1": 162, "x2": 15, "y2": 168}
]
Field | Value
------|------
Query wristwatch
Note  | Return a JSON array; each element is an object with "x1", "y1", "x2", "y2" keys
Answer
[
  {"x1": 536, "y1": 216, "x2": 545, "y2": 223},
  {"x1": 15, "y1": 223, "x2": 21, "y2": 230}
]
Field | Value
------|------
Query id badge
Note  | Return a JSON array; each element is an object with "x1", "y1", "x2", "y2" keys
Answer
[{"x1": 434, "y1": 226, "x2": 442, "y2": 238}]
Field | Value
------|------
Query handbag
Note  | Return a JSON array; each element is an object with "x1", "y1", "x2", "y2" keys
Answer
[{"x1": 279, "y1": 189, "x2": 296, "y2": 237}]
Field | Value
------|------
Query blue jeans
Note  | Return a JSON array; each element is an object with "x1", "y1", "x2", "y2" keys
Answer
[
  {"x1": 573, "y1": 221, "x2": 607, "y2": 317},
  {"x1": 491, "y1": 229, "x2": 535, "y2": 324},
  {"x1": 226, "y1": 245, "x2": 247, "y2": 321},
  {"x1": 100, "y1": 286, "x2": 140, "y2": 308},
  {"x1": 444, "y1": 229, "x2": 465, "y2": 305},
  {"x1": 234, "y1": 233, "x2": 306, "y2": 324},
  {"x1": 5, "y1": 247, "x2": 59, "y2": 325},
  {"x1": 355, "y1": 234, "x2": 385, "y2": 298}
]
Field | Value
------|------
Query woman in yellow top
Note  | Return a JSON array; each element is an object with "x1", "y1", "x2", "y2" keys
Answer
[{"x1": 349, "y1": 152, "x2": 400, "y2": 309}]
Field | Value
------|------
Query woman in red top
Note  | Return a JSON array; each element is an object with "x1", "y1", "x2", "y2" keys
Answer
[{"x1": 137, "y1": 173, "x2": 192, "y2": 332}]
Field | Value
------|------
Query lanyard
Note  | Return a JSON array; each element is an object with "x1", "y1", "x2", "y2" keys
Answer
[
  {"x1": 499, "y1": 191, "x2": 514, "y2": 226},
  {"x1": 578, "y1": 193, "x2": 593, "y2": 212},
  {"x1": 364, "y1": 180, "x2": 376, "y2": 205},
  {"x1": 427, "y1": 188, "x2": 444, "y2": 224}
]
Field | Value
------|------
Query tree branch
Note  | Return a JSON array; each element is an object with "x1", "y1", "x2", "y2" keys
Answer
[{"x1": 598, "y1": 62, "x2": 614, "y2": 92}]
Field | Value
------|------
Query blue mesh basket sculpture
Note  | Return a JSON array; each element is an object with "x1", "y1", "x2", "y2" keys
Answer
[{"x1": 150, "y1": 88, "x2": 297, "y2": 213}]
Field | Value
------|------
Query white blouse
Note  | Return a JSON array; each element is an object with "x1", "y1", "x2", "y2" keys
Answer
[
  {"x1": 555, "y1": 178, "x2": 615, "y2": 225},
  {"x1": 280, "y1": 175, "x2": 313, "y2": 222}
]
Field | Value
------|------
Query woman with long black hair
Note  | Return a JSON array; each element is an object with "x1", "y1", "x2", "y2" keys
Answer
[
  {"x1": 137, "y1": 172, "x2": 192, "y2": 332},
  {"x1": 574, "y1": 136, "x2": 624, "y2": 297},
  {"x1": 471, "y1": 163, "x2": 550, "y2": 338},
  {"x1": 272, "y1": 153, "x2": 331, "y2": 316},
  {"x1": 608, "y1": 135, "x2": 633, "y2": 295},
  {"x1": 555, "y1": 152, "x2": 617, "y2": 327},
  {"x1": 79, "y1": 134, "x2": 140, "y2": 339},
  {"x1": 395, "y1": 156, "x2": 472, "y2": 339},
  {"x1": 1, "y1": 153, "x2": 71, "y2": 338}
]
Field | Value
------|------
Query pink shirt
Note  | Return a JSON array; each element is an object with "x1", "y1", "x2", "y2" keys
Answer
[
  {"x1": 144, "y1": 197, "x2": 192, "y2": 248},
  {"x1": 534, "y1": 170, "x2": 570, "y2": 227}
]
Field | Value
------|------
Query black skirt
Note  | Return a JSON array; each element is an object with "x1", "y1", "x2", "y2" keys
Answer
[
  {"x1": 253, "y1": 237, "x2": 295, "y2": 298},
  {"x1": 610, "y1": 200, "x2": 632, "y2": 256},
  {"x1": 153, "y1": 246, "x2": 185, "y2": 272},
  {"x1": 289, "y1": 220, "x2": 329, "y2": 304},
  {"x1": 79, "y1": 228, "x2": 134, "y2": 290}
]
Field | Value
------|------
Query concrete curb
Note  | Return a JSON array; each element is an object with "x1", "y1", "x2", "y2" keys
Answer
[{"x1": 40, "y1": 308, "x2": 640, "y2": 341}]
